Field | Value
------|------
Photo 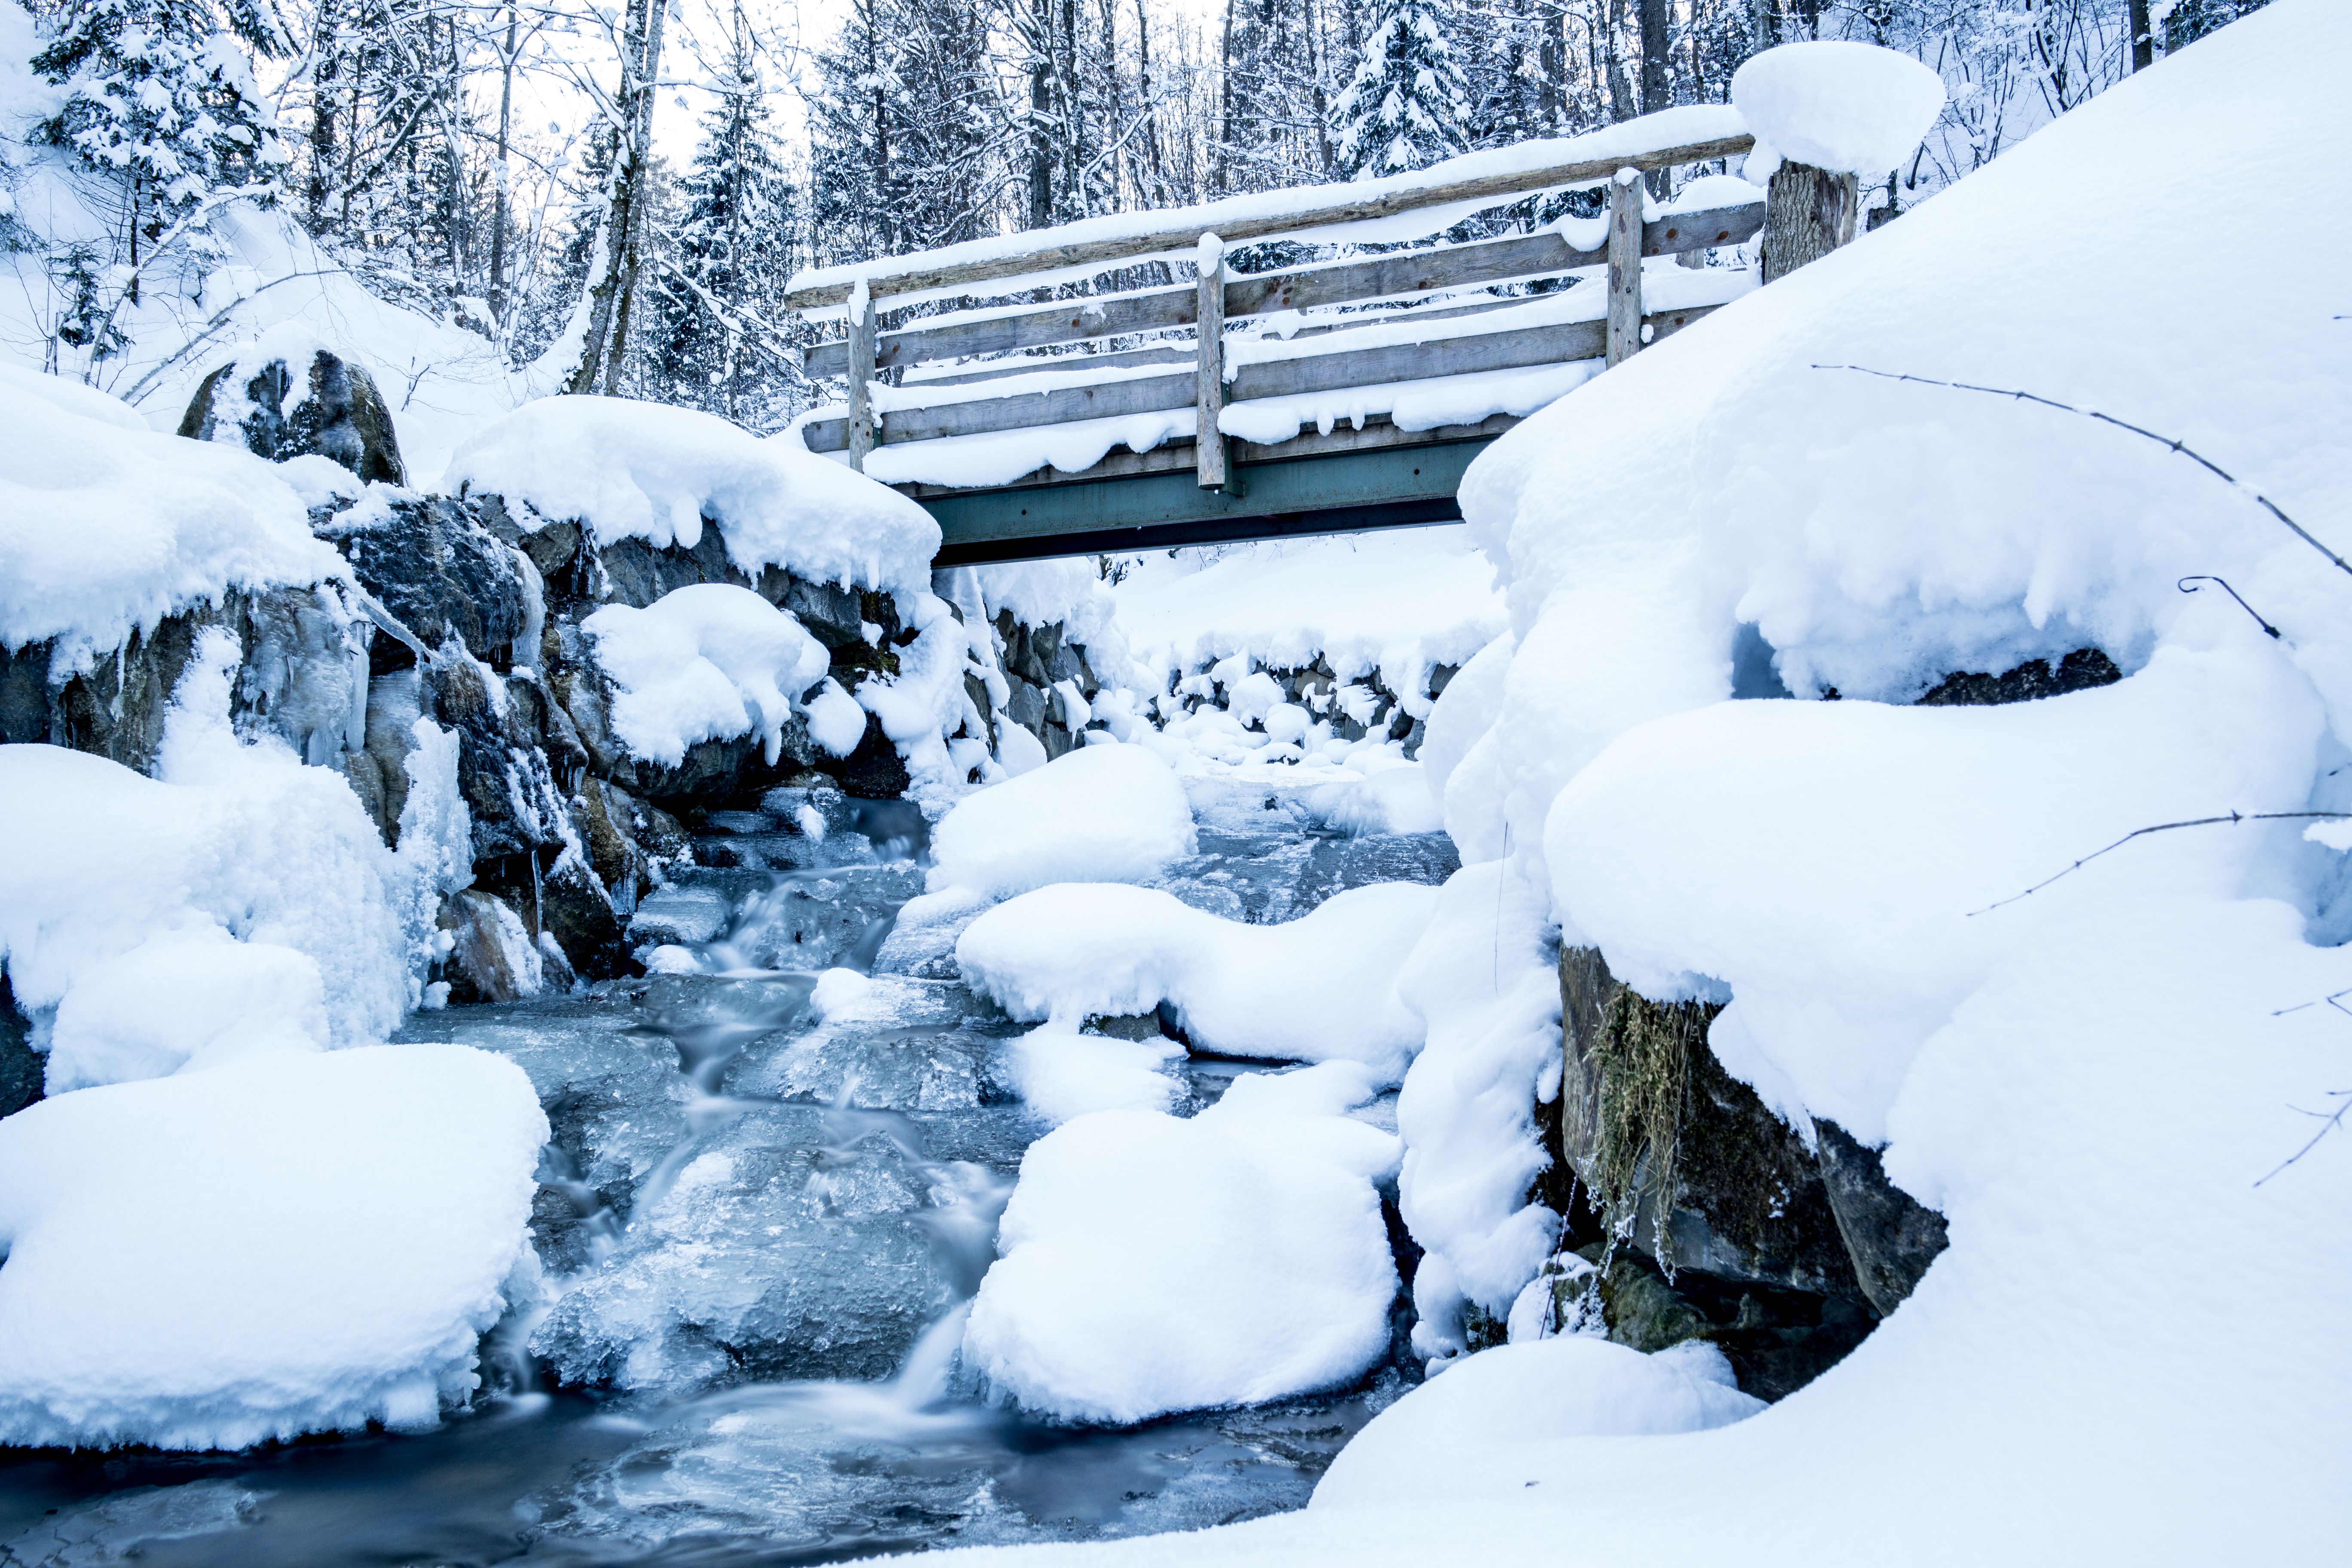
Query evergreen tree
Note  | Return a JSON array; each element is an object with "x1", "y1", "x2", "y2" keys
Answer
[
  {"x1": 1332, "y1": 0, "x2": 1470, "y2": 178},
  {"x1": 649, "y1": 11, "x2": 800, "y2": 423},
  {"x1": 35, "y1": 0, "x2": 290, "y2": 292},
  {"x1": 807, "y1": 0, "x2": 998, "y2": 264}
]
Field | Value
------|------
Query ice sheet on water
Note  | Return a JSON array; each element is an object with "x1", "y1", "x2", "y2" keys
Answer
[{"x1": 730, "y1": 973, "x2": 1023, "y2": 1112}]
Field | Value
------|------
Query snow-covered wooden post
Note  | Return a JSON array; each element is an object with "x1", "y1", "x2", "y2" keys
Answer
[
  {"x1": 1195, "y1": 233, "x2": 1229, "y2": 490},
  {"x1": 845, "y1": 279, "x2": 877, "y2": 472},
  {"x1": 1733, "y1": 42, "x2": 1946, "y2": 285},
  {"x1": 1605, "y1": 168, "x2": 1644, "y2": 368}
]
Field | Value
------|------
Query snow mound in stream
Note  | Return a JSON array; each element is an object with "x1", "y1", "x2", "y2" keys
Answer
[
  {"x1": 928, "y1": 743, "x2": 1197, "y2": 899},
  {"x1": 0, "y1": 1042, "x2": 548, "y2": 1450},
  {"x1": 957, "y1": 880, "x2": 1437, "y2": 1081},
  {"x1": 963, "y1": 1062, "x2": 1401, "y2": 1425},
  {"x1": 1314, "y1": 1338, "x2": 1761, "y2": 1508}
]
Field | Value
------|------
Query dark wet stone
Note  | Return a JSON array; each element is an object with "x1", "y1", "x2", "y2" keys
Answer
[
  {"x1": 180, "y1": 349, "x2": 408, "y2": 485},
  {"x1": 1815, "y1": 1118, "x2": 1951, "y2": 1316},
  {"x1": 1916, "y1": 646, "x2": 2120, "y2": 706}
]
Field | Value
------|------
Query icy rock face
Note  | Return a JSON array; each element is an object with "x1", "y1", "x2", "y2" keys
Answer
[
  {"x1": 179, "y1": 348, "x2": 408, "y2": 486},
  {"x1": 0, "y1": 583, "x2": 370, "y2": 774},
  {"x1": 315, "y1": 490, "x2": 528, "y2": 665}
]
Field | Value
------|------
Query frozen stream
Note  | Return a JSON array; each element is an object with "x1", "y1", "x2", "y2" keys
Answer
[{"x1": 0, "y1": 782, "x2": 1458, "y2": 1567}]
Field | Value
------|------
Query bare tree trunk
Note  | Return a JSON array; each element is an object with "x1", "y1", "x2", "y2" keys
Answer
[
  {"x1": 1027, "y1": 0, "x2": 1054, "y2": 227},
  {"x1": 1134, "y1": 0, "x2": 1166, "y2": 202},
  {"x1": 307, "y1": 0, "x2": 339, "y2": 228},
  {"x1": 2128, "y1": 0, "x2": 2154, "y2": 70},
  {"x1": 568, "y1": 0, "x2": 668, "y2": 395},
  {"x1": 1306, "y1": 0, "x2": 1334, "y2": 178},
  {"x1": 1602, "y1": 0, "x2": 1635, "y2": 121},
  {"x1": 1638, "y1": 0, "x2": 1669, "y2": 193},
  {"x1": 1214, "y1": 0, "x2": 1235, "y2": 193},
  {"x1": 487, "y1": 0, "x2": 517, "y2": 326}
]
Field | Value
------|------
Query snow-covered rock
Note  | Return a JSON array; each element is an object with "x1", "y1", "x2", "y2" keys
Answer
[
  {"x1": 962, "y1": 1062, "x2": 1401, "y2": 1424},
  {"x1": 582, "y1": 584, "x2": 833, "y2": 770},
  {"x1": 956, "y1": 880, "x2": 1437, "y2": 1081},
  {"x1": 0, "y1": 1042, "x2": 547, "y2": 1449},
  {"x1": 178, "y1": 341, "x2": 409, "y2": 486},
  {"x1": 0, "y1": 634, "x2": 467, "y2": 1093},
  {"x1": 0, "y1": 370, "x2": 348, "y2": 673},
  {"x1": 927, "y1": 743, "x2": 1197, "y2": 899},
  {"x1": 443, "y1": 396, "x2": 939, "y2": 598}
]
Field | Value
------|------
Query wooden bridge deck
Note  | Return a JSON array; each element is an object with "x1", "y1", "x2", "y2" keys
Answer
[{"x1": 784, "y1": 108, "x2": 1855, "y2": 564}]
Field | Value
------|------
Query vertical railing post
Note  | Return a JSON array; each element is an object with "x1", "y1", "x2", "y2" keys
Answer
[
  {"x1": 1605, "y1": 167, "x2": 1644, "y2": 368},
  {"x1": 845, "y1": 278, "x2": 877, "y2": 472},
  {"x1": 1194, "y1": 232, "x2": 1228, "y2": 491},
  {"x1": 1760, "y1": 163, "x2": 1860, "y2": 284}
]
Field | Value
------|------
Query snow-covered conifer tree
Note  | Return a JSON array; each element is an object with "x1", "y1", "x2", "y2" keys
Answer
[
  {"x1": 649, "y1": 6, "x2": 800, "y2": 423},
  {"x1": 1332, "y1": 0, "x2": 1470, "y2": 178},
  {"x1": 34, "y1": 0, "x2": 289, "y2": 297}
]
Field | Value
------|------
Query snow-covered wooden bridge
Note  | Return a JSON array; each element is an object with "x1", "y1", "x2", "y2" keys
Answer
[{"x1": 787, "y1": 107, "x2": 1858, "y2": 565}]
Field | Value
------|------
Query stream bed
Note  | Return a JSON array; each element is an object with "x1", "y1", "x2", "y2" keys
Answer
[{"x1": 0, "y1": 782, "x2": 1458, "y2": 1567}]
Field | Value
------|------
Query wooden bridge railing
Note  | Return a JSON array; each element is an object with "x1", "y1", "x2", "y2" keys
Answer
[{"x1": 786, "y1": 107, "x2": 1850, "y2": 518}]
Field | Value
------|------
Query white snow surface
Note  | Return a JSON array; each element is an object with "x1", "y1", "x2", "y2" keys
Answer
[
  {"x1": 581, "y1": 585, "x2": 832, "y2": 769},
  {"x1": 956, "y1": 881, "x2": 1437, "y2": 1082},
  {"x1": 926, "y1": 8, "x2": 2352, "y2": 1564},
  {"x1": 961, "y1": 1062, "x2": 1401, "y2": 1424},
  {"x1": 927, "y1": 744, "x2": 1196, "y2": 899},
  {"x1": 1730, "y1": 41, "x2": 1946, "y2": 178},
  {"x1": 444, "y1": 398, "x2": 939, "y2": 596},
  {"x1": 0, "y1": 371, "x2": 346, "y2": 665},
  {"x1": 0, "y1": 1043, "x2": 547, "y2": 1450},
  {"x1": 1314, "y1": 1338, "x2": 1760, "y2": 1508}
]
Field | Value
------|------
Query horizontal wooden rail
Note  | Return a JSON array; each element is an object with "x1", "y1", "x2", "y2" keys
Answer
[
  {"x1": 805, "y1": 201, "x2": 1760, "y2": 379},
  {"x1": 801, "y1": 302, "x2": 1720, "y2": 453},
  {"x1": 785, "y1": 129, "x2": 1753, "y2": 311}
]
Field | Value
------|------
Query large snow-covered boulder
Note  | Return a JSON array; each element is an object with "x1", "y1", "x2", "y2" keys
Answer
[{"x1": 0, "y1": 1042, "x2": 547, "y2": 1449}]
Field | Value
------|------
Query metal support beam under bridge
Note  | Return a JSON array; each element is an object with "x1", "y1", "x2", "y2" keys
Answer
[{"x1": 923, "y1": 437, "x2": 1496, "y2": 567}]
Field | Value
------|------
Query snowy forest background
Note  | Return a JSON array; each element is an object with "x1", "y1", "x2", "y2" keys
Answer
[{"x1": 3, "y1": 0, "x2": 2265, "y2": 432}]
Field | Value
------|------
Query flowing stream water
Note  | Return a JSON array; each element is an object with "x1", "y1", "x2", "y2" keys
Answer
[{"x1": 0, "y1": 782, "x2": 1458, "y2": 1568}]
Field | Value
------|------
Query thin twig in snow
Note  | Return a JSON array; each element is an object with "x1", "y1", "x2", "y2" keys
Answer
[
  {"x1": 2177, "y1": 576, "x2": 2280, "y2": 639},
  {"x1": 1968, "y1": 812, "x2": 2352, "y2": 916},
  {"x1": 1812, "y1": 364, "x2": 2352, "y2": 582}
]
